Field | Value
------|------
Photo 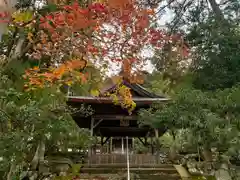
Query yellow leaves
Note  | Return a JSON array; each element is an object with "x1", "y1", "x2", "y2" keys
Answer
[
  {"x1": 12, "y1": 10, "x2": 33, "y2": 23},
  {"x1": 105, "y1": 82, "x2": 136, "y2": 114},
  {"x1": 117, "y1": 84, "x2": 136, "y2": 113},
  {"x1": 27, "y1": 32, "x2": 34, "y2": 42},
  {"x1": 111, "y1": 93, "x2": 119, "y2": 105},
  {"x1": 90, "y1": 89, "x2": 100, "y2": 96},
  {"x1": 65, "y1": 80, "x2": 74, "y2": 86}
]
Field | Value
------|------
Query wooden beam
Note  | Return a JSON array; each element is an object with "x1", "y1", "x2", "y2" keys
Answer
[
  {"x1": 99, "y1": 127, "x2": 150, "y2": 137},
  {"x1": 92, "y1": 115, "x2": 138, "y2": 120},
  {"x1": 67, "y1": 96, "x2": 170, "y2": 104},
  {"x1": 99, "y1": 127, "x2": 149, "y2": 131}
]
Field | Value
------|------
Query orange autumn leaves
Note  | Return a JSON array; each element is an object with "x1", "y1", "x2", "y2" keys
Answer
[
  {"x1": 22, "y1": 0, "x2": 189, "y2": 93},
  {"x1": 39, "y1": 3, "x2": 96, "y2": 32},
  {"x1": 122, "y1": 59, "x2": 144, "y2": 84},
  {"x1": 24, "y1": 0, "x2": 156, "y2": 89},
  {"x1": 23, "y1": 59, "x2": 87, "y2": 90},
  {"x1": 107, "y1": 0, "x2": 131, "y2": 9}
]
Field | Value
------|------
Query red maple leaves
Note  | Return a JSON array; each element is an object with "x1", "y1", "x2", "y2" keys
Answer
[
  {"x1": 24, "y1": 0, "x2": 189, "y2": 89},
  {"x1": 0, "y1": 11, "x2": 10, "y2": 23}
]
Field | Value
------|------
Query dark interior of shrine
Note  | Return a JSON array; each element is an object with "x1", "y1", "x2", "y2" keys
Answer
[
  {"x1": 68, "y1": 100, "x2": 167, "y2": 137},
  {"x1": 67, "y1": 81, "x2": 168, "y2": 138}
]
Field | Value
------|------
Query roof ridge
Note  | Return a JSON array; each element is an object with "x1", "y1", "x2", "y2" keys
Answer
[{"x1": 99, "y1": 80, "x2": 166, "y2": 98}]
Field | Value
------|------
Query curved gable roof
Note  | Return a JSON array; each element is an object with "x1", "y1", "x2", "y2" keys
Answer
[{"x1": 100, "y1": 79, "x2": 166, "y2": 98}]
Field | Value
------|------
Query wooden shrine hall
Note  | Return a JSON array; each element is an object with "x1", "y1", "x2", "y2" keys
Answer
[{"x1": 67, "y1": 79, "x2": 169, "y2": 153}]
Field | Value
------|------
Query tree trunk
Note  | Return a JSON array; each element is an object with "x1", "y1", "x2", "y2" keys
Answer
[
  {"x1": 19, "y1": 140, "x2": 46, "y2": 180},
  {"x1": 7, "y1": 162, "x2": 16, "y2": 180},
  {"x1": 31, "y1": 143, "x2": 40, "y2": 170},
  {"x1": 30, "y1": 140, "x2": 45, "y2": 170},
  {"x1": 169, "y1": 146, "x2": 177, "y2": 162},
  {"x1": 9, "y1": 38, "x2": 25, "y2": 59},
  {"x1": 38, "y1": 140, "x2": 45, "y2": 163},
  {"x1": 208, "y1": 0, "x2": 225, "y2": 21},
  {"x1": 202, "y1": 147, "x2": 212, "y2": 162}
]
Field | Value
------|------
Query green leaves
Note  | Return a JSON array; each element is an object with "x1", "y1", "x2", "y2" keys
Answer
[
  {"x1": 139, "y1": 85, "x2": 240, "y2": 156},
  {"x1": 0, "y1": 62, "x2": 92, "y2": 179},
  {"x1": 190, "y1": 20, "x2": 240, "y2": 90}
]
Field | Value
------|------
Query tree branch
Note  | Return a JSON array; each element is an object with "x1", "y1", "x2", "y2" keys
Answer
[
  {"x1": 208, "y1": 0, "x2": 225, "y2": 21},
  {"x1": 6, "y1": 27, "x2": 19, "y2": 57}
]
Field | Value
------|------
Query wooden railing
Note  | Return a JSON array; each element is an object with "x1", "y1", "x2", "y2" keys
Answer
[{"x1": 87, "y1": 154, "x2": 161, "y2": 165}]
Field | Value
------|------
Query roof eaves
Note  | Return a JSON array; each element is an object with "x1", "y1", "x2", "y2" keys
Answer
[{"x1": 67, "y1": 96, "x2": 170, "y2": 104}]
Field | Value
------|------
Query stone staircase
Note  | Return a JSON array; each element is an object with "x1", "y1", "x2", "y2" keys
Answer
[
  {"x1": 43, "y1": 153, "x2": 239, "y2": 180},
  {"x1": 80, "y1": 163, "x2": 181, "y2": 179}
]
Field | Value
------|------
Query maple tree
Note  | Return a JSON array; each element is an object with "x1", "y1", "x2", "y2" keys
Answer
[
  {"x1": 2, "y1": 1, "x2": 240, "y2": 180},
  {"x1": 2, "y1": 0, "x2": 188, "y2": 111}
]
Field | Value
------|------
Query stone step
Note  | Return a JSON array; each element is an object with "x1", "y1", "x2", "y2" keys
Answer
[
  {"x1": 79, "y1": 173, "x2": 181, "y2": 180},
  {"x1": 83, "y1": 163, "x2": 174, "y2": 168},
  {"x1": 81, "y1": 167, "x2": 178, "y2": 174}
]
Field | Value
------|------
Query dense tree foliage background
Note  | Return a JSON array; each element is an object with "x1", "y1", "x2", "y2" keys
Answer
[
  {"x1": 0, "y1": 0, "x2": 239, "y2": 179},
  {"x1": 140, "y1": 0, "x2": 240, "y2": 166}
]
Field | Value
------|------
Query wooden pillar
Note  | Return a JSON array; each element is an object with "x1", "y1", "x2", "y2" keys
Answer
[
  {"x1": 126, "y1": 136, "x2": 130, "y2": 180},
  {"x1": 107, "y1": 138, "x2": 109, "y2": 153},
  {"x1": 132, "y1": 137, "x2": 134, "y2": 153},
  {"x1": 150, "y1": 137, "x2": 154, "y2": 155},
  {"x1": 90, "y1": 118, "x2": 94, "y2": 155},
  {"x1": 93, "y1": 136, "x2": 97, "y2": 154},
  {"x1": 121, "y1": 137, "x2": 124, "y2": 154},
  {"x1": 155, "y1": 129, "x2": 160, "y2": 164},
  {"x1": 108, "y1": 137, "x2": 112, "y2": 153},
  {"x1": 100, "y1": 136, "x2": 104, "y2": 154},
  {"x1": 92, "y1": 141, "x2": 95, "y2": 155},
  {"x1": 110, "y1": 137, "x2": 113, "y2": 153},
  {"x1": 88, "y1": 117, "x2": 94, "y2": 165}
]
